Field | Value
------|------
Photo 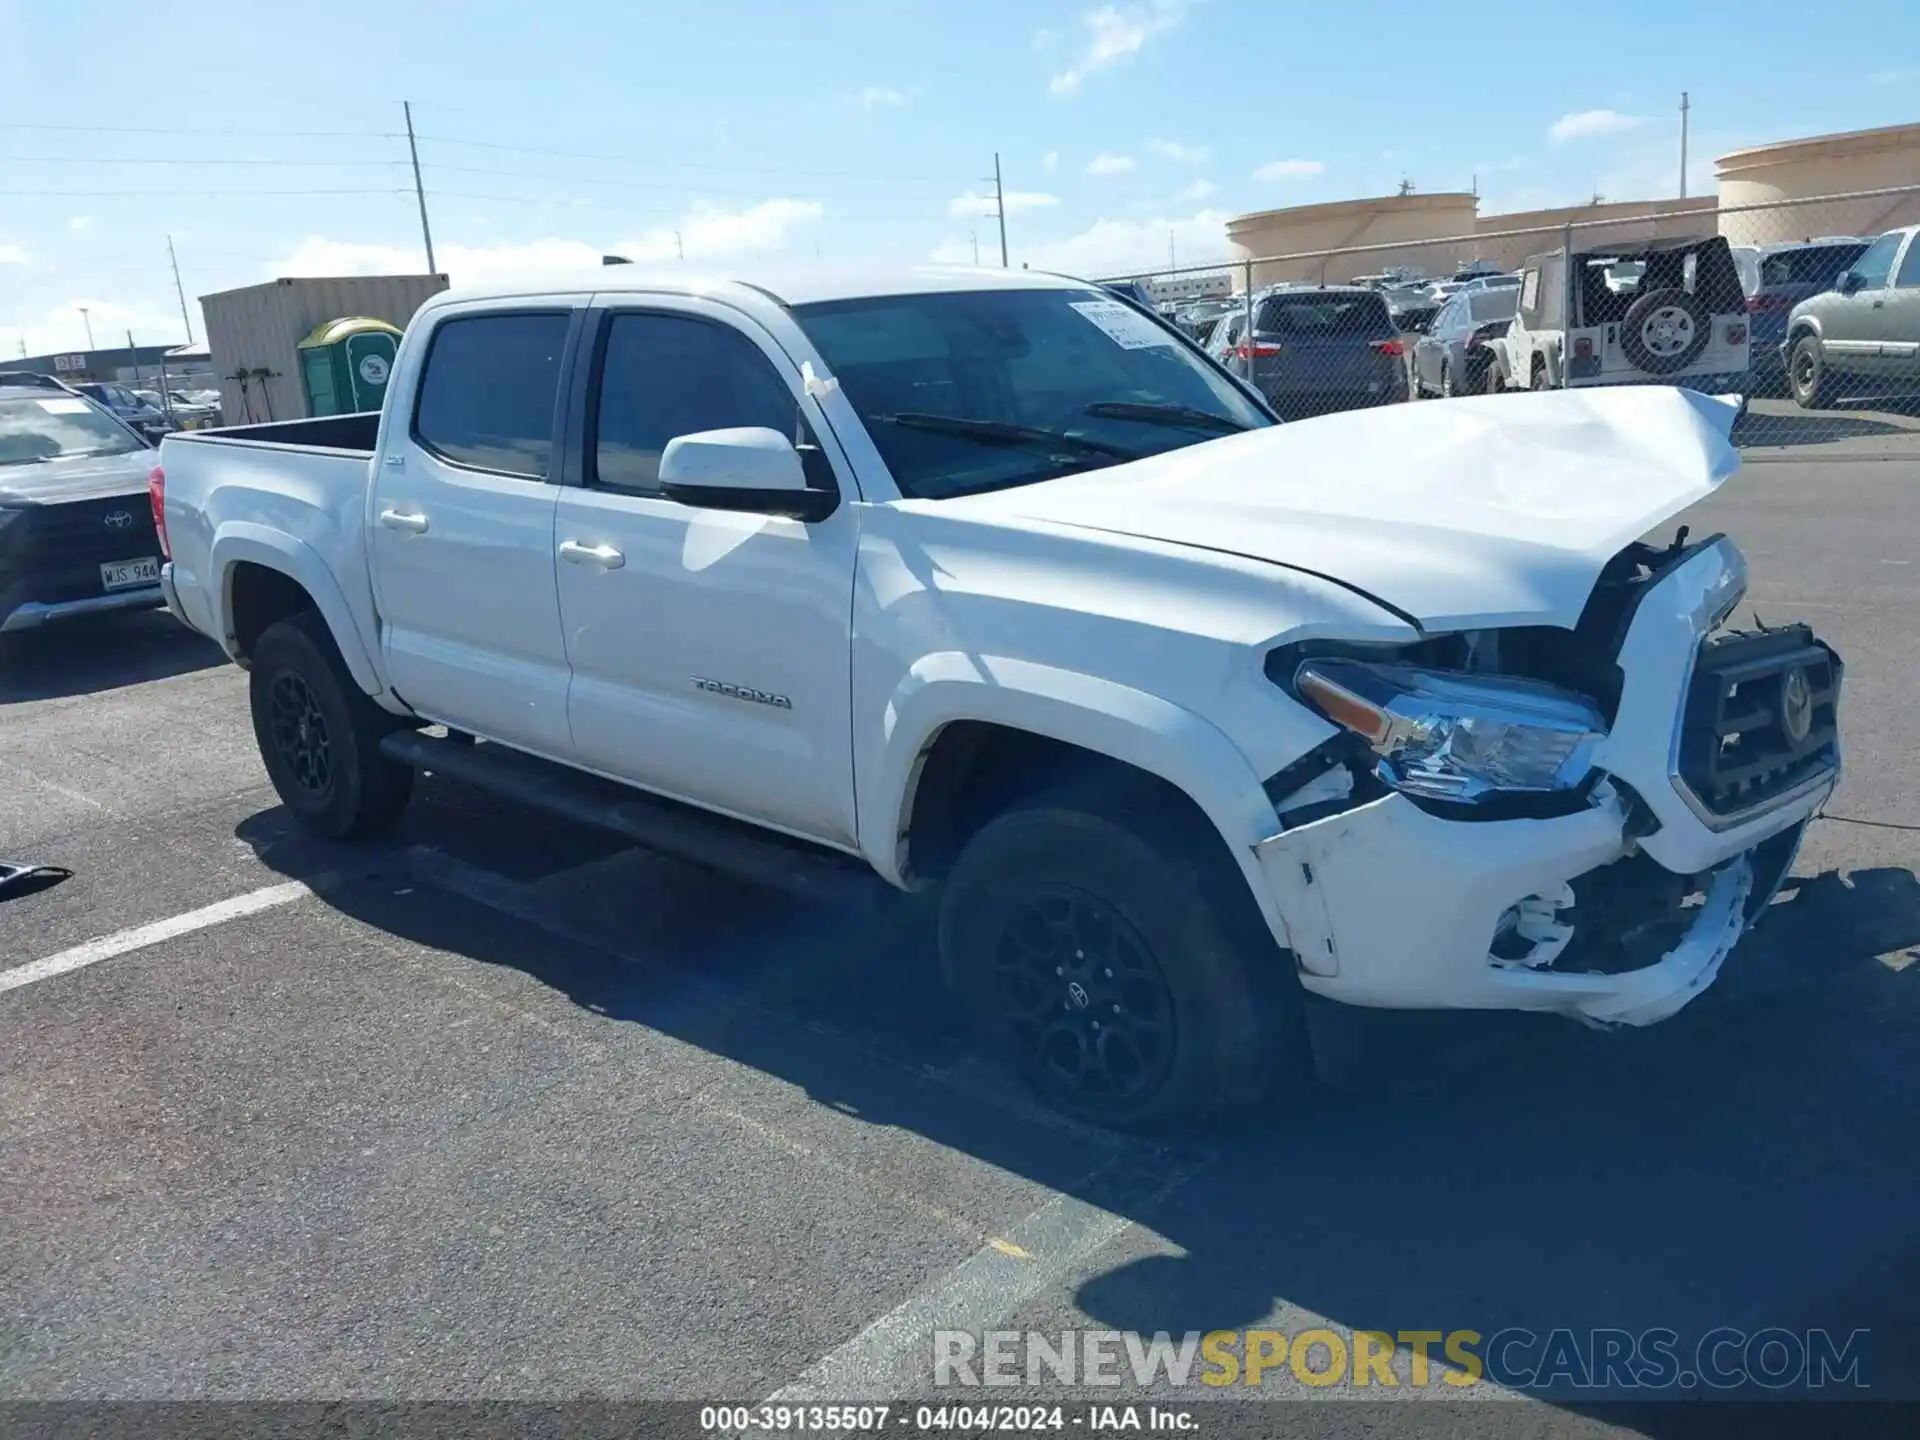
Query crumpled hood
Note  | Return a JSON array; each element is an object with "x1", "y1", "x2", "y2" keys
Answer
[
  {"x1": 940, "y1": 387, "x2": 1742, "y2": 631},
  {"x1": 0, "y1": 446, "x2": 158, "y2": 506}
]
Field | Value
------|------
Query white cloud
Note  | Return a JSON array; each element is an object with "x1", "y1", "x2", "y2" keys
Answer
[
  {"x1": 1253, "y1": 158, "x2": 1324, "y2": 182},
  {"x1": 945, "y1": 208, "x2": 1232, "y2": 278},
  {"x1": 1149, "y1": 139, "x2": 1208, "y2": 164},
  {"x1": 1050, "y1": 1, "x2": 1189, "y2": 97},
  {"x1": 1178, "y1": 179, "x2": 1217, "y2": 201},
  {"x1": 67, "y1": 217, "x2": 93, "y2": 231},
  {"x1": 0, "y1": 244, "x2": 28, "y2": 265},
  {"x1": 1042, "y1": 150, "x2": 1060, "y2": 173},
  {"x1": 268, "y1": 199, "x2": 826, "y2": 285},
  {"x1": 7, "y1": 295, "x2": 186, "y2": 357},
  {"x1": 1086, "y1": 153, "x2": 1136, "y2": 177},
  {"x1": 1032, "y1": 27, "x2": 1059, "y2": 50},
  {"x1": 1549, "y1": 109, "x2": 1645, "y2": 144},
  {"x1": 948, "y1": 189, "x2": 1060, "y2": 218},
  {"x1": 1871, "y1": 68, "x2": 1917, "y2": 85},
  {"x1": 855, "y1": 86, "x2": 908, "y2": 110}
]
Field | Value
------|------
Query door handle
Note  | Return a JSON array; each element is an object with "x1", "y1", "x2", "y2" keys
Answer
[
  {"x1": 559, "y1": 539, "x2": 626, "y2": 569},
  {"x1": 379, "y1": 508, "x2": 429, "y2": 534}
]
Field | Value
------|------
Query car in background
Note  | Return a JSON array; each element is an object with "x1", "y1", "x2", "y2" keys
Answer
[
  {"x1": 1226, "y1": 286, "x2": 1408, "y2": 416},
  {"x1": 1386, "y1": 289, "x2": 1441, "y2": 336},
  {"x1": 1203, "y1": 308, "x2": 1247, "y2": 369},
  {"x1": 1783, "y1": 225, "x2": 1920, "y2": 410},
  {"x1": 1739, "y1": 238, "x2": 1871, "y2": 393},
  {"x1": 133, "y1": 387, "x2": 222, "y2": 430},
  {"x1": 1411, "y1": 286, "x2": 1520, "y2": 398},
  {"x1": 1099, "y1": 279, "x2": 1157, "y2": 310},
  {"x1": 71, "y1": 381, "x2": 174, "y2": 444},
  {"x1": 1458, "y1": 274, "x2": 1521, "y2": 294},
  {"x1": 0, "y1": 373, "x2": 164, "y2": 634}
]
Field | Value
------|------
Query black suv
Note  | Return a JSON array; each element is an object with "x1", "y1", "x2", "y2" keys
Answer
[{"x1": 0, "y1": 374, "x2": 165, "y2": 635}]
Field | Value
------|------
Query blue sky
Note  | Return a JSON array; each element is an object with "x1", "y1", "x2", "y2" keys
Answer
[{"x1": 2, "y1": 0, "x2": 1916, "y2": 354}]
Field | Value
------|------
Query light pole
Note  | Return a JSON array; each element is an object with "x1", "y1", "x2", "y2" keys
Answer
[{"x1": 78, "y1": 308, "x2": 95, "y2": 349}]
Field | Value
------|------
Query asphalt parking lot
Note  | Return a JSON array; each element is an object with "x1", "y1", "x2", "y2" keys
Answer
[{"x1": 3, "y1": 454, "x2": 1918, "y2": 1435}]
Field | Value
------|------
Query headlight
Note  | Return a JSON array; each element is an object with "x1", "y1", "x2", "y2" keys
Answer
[{"x1": 1295, "y1": 658, "x2": 1606, "y2": 802}]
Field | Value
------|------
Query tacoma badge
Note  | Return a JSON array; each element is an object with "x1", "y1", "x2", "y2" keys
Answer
[{"x1": 693, "y1": 677, "x2": 793, "y2": 710}]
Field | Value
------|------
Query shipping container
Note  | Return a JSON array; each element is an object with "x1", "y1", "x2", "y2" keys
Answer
[{"x1": 199, "y1": 273, "x2": 449, "y2": 427}]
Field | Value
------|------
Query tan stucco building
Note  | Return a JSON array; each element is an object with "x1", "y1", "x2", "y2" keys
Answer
[
  {"x1": 1715, "y1": 123, "x2": 1920, "y2": 245},
  {"x1": 1225, "y1": 192, "x2": 1478, "y2": 288}
]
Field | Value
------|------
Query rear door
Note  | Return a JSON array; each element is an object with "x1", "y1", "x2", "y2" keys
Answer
[{"x1": 369, "y1": 301, "x2": 583, "y2": 757}]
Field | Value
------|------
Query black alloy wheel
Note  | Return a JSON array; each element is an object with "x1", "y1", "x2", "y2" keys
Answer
[
  {"x1": 269, "y1": 671, "x2": 333, "y2": 798},
  {"x1": 990, "y1": 885, "x2": 1176, "y2": 1112}
]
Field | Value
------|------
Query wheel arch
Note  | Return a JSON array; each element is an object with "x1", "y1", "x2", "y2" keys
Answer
[
  {"x1": 211, "y1": 523, "x2": 392, "y2": 706},
  {"x1": 865, "y1": 654, "x2": 1288, "y2": 940}
]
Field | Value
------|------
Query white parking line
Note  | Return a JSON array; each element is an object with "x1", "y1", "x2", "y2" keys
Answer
[
  {"x1": 763, "y1": 1155, "x2": 1212, "y2": 1403},
  {"x1": 0, "y1": 881, "x2": 311, "y2": 996}
]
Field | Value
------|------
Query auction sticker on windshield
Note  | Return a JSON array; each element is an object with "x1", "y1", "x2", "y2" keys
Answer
[
  {"x1": 1069, "y1": 299, "x2": 1177, "y2": 350},
  {"x1": 37, "y1": 398, "x2": 90, "y2": 414}
]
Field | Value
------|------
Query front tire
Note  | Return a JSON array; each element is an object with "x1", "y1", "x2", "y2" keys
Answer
[
  {"x1": 938, "y1": 790, "x2": 1304, "y2": 1130},
  {"x1": 1439, "y1": 360, "x2": 1455, "y2": 399},
  {"x1": 249, "y1": 611, "x2": 413, "y2": 840}
]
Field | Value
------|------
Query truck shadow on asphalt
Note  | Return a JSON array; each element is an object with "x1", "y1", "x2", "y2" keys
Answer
[
  {"x1": 239, "y1": 788, "x2": 1920, "y2": 1410},
  {"x1": 0, "y1": 608, "x2": 224, "y2": 704}
]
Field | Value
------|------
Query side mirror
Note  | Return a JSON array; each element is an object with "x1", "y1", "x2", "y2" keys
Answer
[
  {"x1": 1836, "y1": 271, "x2": 1862, "y2": 295},
  {"x1": 658, "y1": 426, "x2": 838, "y2": 522}
]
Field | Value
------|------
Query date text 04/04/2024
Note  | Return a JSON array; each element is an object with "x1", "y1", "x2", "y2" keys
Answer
[{"x1": 698, "y1": 1404, "x2": 1198, "y2": 1432}]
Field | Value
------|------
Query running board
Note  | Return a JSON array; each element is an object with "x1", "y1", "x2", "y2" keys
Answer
[{"x1": 379, "y1": 730, "x2": 891, "y2": 911}]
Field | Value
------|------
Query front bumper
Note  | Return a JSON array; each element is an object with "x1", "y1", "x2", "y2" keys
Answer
[{"x1": 1252, "y1": 541, "x2": 1838, "y2": 1027}]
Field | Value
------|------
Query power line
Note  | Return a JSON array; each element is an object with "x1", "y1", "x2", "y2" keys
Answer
[
  {"x1": 411, "y1": 132, "x2": 928, "y2": 183},
  {"x1": 0, "y1": 121, "x2": 394, "y2": 138},
  {"x1": 0, "y1": 154, "x2": 406, "y2": 166},
  {"x1": 420, "y1": 162, "x2": 796, "y2": 198},
  {"x1": 0, "y1": 187, "x2": 412, "y2": 197}
]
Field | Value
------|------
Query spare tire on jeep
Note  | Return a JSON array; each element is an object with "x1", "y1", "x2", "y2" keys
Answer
[{"x1": 1619, "y1": 288, "x2": 1711, "y2": 374}]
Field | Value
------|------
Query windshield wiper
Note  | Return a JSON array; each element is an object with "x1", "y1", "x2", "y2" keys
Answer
[
  {"x1": 876, "y1": 412, "x2": 1139, "y2": 459},
  {"x1": 1083, "y1": 401, "x2": 1251, "y2": 433}
]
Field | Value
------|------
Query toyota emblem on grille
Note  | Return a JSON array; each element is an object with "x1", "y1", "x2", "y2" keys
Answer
[
  {"x1": 1780, "y1": 667, "x2": 1813, "y2": 746},
  {"x1": 103, "y1": 510, "x2": 134, "y2": 530}
]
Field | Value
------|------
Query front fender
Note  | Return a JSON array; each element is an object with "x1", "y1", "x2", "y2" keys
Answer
[
  {"x1": 862, "y1": 652, "x2": 1289, "y2": 937},
  {"x1": 209, "y1": 522, "x2": 392, "y2": 705}
]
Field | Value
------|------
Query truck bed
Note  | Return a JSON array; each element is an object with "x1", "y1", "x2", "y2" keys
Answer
[{"x1": 171, "y1": 411, "x2": 382, "y2": 455}]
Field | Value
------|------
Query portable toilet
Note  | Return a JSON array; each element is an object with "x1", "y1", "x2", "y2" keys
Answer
[{"x1": 297, "y1": 316, "x2": 404, "y2": 417}]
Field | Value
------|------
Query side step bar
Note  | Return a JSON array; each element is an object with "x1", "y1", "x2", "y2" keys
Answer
[{"x1": 380, "y1": 730, "x2": 892, "y2": 911}]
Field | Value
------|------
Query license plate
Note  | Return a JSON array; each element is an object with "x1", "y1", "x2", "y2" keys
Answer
[{"x1": 100, "y1": 557, "x2": 160, "y2": 592}]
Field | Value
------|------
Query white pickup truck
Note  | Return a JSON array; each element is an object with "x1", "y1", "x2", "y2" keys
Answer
[{"x1": 154, "y1": 264, "x2": 1842, "y2": 1129}]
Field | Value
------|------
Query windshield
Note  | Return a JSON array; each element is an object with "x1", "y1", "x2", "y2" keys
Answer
[
  {"x1": 0, "y1": 394, "x2": 144, "y2": 465},
  {"x1": 791, "y1": 287, "x2": 1272, "y2": 500}
]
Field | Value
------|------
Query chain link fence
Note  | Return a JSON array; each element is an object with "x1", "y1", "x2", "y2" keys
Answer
[{"x1": 1098, "y1": 186, "x2": 1920, "y2": 459}]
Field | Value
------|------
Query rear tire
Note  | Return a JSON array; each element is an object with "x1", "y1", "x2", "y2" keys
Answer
[
  {"x1": 249, "y1": 610, "x2": 413, "y2": 840},
  {"x1": 938, "y1": 787, "x2": 1306, "y2": 1131},
  {"x1": 1789, "y1": 335, "x2": 1838, "y2": 410}
]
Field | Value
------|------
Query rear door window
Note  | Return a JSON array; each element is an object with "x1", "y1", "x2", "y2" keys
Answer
[
  {"x1": 412, "y1": 312, "x2": 571, "y2": 479},
  {"x1": 1894, "y1": 235, "x2": 1920, "y2": 289},
  {"x1": 1255, "y1": 294, "x2": 1393, "y2": 337}
]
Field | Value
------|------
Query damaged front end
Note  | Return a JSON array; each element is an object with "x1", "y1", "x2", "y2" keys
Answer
[{"x1": 1252, "y1": 532, "x2": 1839, "y2": 1027}]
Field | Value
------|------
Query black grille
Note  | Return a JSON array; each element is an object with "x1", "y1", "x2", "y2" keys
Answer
[{"x1": 1677, "y1": 625, "x2": 1840, "y2": 818}]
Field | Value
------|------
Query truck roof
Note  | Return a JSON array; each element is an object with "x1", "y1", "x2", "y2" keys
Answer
[{"x1": 431, "y1": 263, "x2": 1098, "y2": 312}]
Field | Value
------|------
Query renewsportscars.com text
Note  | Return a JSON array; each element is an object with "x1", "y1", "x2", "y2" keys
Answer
[{"x1": 933, "y1": 1327, "x2": 1871, "y2": 1392}]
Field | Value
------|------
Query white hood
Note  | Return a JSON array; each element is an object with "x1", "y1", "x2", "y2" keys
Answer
[{"x1": 940, "y1": 387, "x2": 1742, "y2": 631}]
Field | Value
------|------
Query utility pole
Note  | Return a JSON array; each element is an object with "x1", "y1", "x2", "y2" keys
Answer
[
  {"x1": 675, "y1": 231, "x2": 684, "y2": 261},
  {"x1": 1678, "y1": 92, "x2": 1690, "y2": 199},
  {"x1": 1168, "y1": 230, "x2": 1177, "y2": 271},
  {"x1": 403, "y1": 100, "x2": 438, "y2": 273},
  {"x1": 970, "y1": 230, "x2": 979, "y2": 265},
  {"x1": 991, "y1": 152, "x2": 1009, "y2": 267},
  {"x1": 78, "y1": 307, "x2": 94, "y2": 349},
  {"x1": 167, "y1": 235, "x2": 194, "y2": 344}
]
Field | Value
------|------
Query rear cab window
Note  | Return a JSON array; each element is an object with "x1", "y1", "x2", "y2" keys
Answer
[
  {"x1": 1254, "y1": 293, "x2": 1394, "y2": 337},
  {"x1": 411, "y1": 311, "x2": 572, "y2": 478}
]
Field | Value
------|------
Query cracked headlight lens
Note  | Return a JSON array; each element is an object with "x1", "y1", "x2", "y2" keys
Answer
[{"x1": 1295, "y1": 658, "x2": 1607, "y2": 802}]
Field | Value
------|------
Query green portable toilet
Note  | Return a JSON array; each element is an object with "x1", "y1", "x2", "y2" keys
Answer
[{"x1": 297, "y1": 316, "x2": 404, "y2": 417}]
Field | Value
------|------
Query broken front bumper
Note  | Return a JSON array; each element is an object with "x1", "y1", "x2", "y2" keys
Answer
[{"x1": 1253, "y1": 539, "x2": 1839, "y2": 1027}]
